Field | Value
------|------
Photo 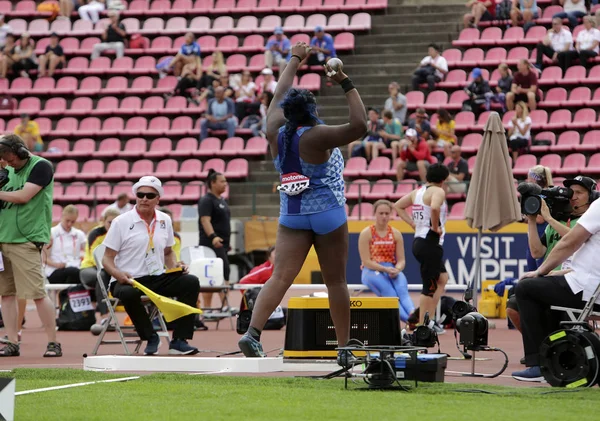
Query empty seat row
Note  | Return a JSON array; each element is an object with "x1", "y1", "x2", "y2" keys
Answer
[
  {"x1": 51, "y1": 203, "x2": 184, "y2": 222},
  {"x1": 5, "y1": 12, "x2": 371, "y2": 37},
  {"x1": 53, "y1": 158, "x2": 249, "y2": 181},
  {"x1": 42, "y1": 136, "x2": 268, "y2": 160}
]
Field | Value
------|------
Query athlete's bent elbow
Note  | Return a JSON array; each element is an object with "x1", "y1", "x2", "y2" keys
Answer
[{"x1": 350, "y1": 122, "x2": 368, "y2": 139}]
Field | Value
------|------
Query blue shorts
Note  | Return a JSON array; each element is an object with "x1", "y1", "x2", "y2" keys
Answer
[{"x1": 279, "y1": 206, "x2": 346, "y2": 235}]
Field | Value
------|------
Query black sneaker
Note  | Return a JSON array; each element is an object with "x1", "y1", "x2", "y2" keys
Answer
[
  {"x1": 0, "y1": 341, "x2": 20, "y2": 357},
  {"x1": 238, "y1": 332, "x2": 266, "y2": 357}
]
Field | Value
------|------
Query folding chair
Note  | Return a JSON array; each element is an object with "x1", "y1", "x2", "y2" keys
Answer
[
  {"x1": 91, "y1": 245, "x2": 170, "y2": 355},
  {"x1": 551, "y1": 282, "x2": 600, "y2": 323},
  {"x1": 181, "y1": 245, "x2": 234, "y2": 330}
]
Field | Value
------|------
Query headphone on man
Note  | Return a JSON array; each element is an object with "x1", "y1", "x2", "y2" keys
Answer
[{"x1": 0, "y1": 139, "x2": 30, "y2": 160}]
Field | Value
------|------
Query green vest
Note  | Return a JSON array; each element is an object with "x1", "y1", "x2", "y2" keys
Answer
[
  {"x1": 0, "y1": 155, "x2": 54, "y2": 244},
  {"x1": 544, "y1": 217, "x2": 579, "y2": 271}
]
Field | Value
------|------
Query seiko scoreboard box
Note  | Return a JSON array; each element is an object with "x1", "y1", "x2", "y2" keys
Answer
[{"x1": 283, "y1": 297, "x2": 401, "y2": 358}]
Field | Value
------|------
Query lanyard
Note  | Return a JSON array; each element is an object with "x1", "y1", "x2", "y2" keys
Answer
[
  {"x1": 136, "y1": 208, "x2": 157, "y2": 252},
  {"x1": 59, "y1": 232, "x2": 77, "y2": 259}
]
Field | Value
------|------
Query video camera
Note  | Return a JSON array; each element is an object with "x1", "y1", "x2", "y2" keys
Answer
[
  {"x1": 517, "y1": 182, "x2": 573, "y2": 221},
  {"x1": 412, "y1": 312, "x2": 438, "y2": 348},
  {"x1": 452, "y1": 301, "x2": 489, "y2": 351}
]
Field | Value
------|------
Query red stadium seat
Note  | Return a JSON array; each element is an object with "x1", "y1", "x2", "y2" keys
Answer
[
  {"x1": 54, "y1": 160, "x2": 78, "y2": 181},
  {"x1": 182, "y1": 182, "x2": 204, "y2": 201},
  {"x1": 348, "y1": 12, "x2": 370, "y2": 31},
  {"x1": 405, "y1": 91, "x2": 424, "y2": 110},
  {"x1": 442, "y1": 48, "x2": 462, "y2": 67},
  {"x1": 95, "y1": 138, "x2": 122, "y2": 158},
  {"x1": 18, "y1": 97, "x2": 40, "y2": 114},
  {"x1": 454, "y1": 111, "x2": 475, "y2": 131},
  {"x1": 92, "y1": 96, "x2": 119, "y2": 116},
  {"x1": 538, "y1": 87, "x2": 567, "y2": 108},
  {"x1": 76, "y1": 76, "x2": 101, "y2": 96},
  {"x1": 140, "y1": 96, "x2": 165, "y2": 115},
  {"x1": 529, "y1": 109, "x2": 548, "y2": 130},
  {"x1": 161, "y1": 181, "x2": 182, "y2": 202},
  {"x1": 424, "y1": 91, "x2": 448, "y2": 111},
  {"x1": 145, "y1": 138, "x2": 173, "y2": 158},
  {"x1": 539, "y1": 66, "x2": 562, "y2": 86},
  {"x1": 245, "y1": 136, "x2": 268, "y2": 156},
  {"x1": 236, "y1": 0, "x2": 258, "y2": 13},
  {"x1": 284, "y1": 14, "x2": 305, "y2": 32},
  {"x1": 9, "y1": 77, "x2": 32, "y2": 95},
  {"x1": 473, "y1": 27, "x2": 501, "y2": 47},
  {"x1": 221, "y1": 137, "x2": 245, "y2": 156},
  {"x1": 121, "y1": 138, "x2": 147, "y2": 158},
  {"x1": 531, "y1": 131, "x2": 556, "y2": 153},
  {"x1": 346, "y1": 179, "x2": 370, "y2": 200},
  {"x1": 257, "y1": 0, "x2": 278, "y2": 12},
  {"x1": 453, "y1": 28, "x2": 479, "y2": 47},
  {"x1": 225, "y1": 158, "x2": 249, "y2": 178},
  {"x1": 103, "y1": 76, "x2": 129, "y2": 95},
  {"x1": 200, "y1": 158, "x2": 226, "y2": 178},
  {"x1": 545, "y1": 109, "x2": 571, "y2": 130},
  {"x1": 299, "y1": 73, "x2": 321, "y2": 91},
  {"x1": 539, "y1": 154, "x2": 562, "y2": 169},
  {"x1": 130, "y1": 159, "x2": 156, "y2": 179},
  {"x1": 120, "y1": 96, "x2": 142, "y2": 115},
  {"x1": 363, "y1": 157, "x2": 390, "y2": 177},
  {"x1": 217, "y1": 35, "x2": 239, "y2": 53},
  {"x1": 334, "y1": 32, "x2": 355, "y2": 51},
  {"x1": 101, "y1": 117, "x2": 125, "y2": 136},
  {"x1": 43, "y1": 139, "x2": 70, "y2": 158},
  {"x1": 563, "y1": 66, "x2": 585, "y2": 85},
  {"x1": 79, "y1": 160, "x2": 105, "y2": 181},
  {"x1": 580, "y1": 131, "x2": 600, "y2": 152},
  {"x1": 437, "y1": 69, "x2": 466, "y2": 89},
  {"x1": 349, "y1": 202, "x2": 373, "y2": 220},
  {"x1": 498, "y1": 27, "x2": 524, "y2": 46},
  {"x1": 460, "y1": 133, "x2": 482, "y2": 153},
  {"x1": 449, "y1": 202, "x2": 465, "y2": 220},
  {"x1": 54, "y1": 117, "x2": 79, "y2": 137},
  {"x1": 105, "y1": 162, "x2": 131, "y2": 181},
  {"x1": 364, "y1": 179, "x2": 394, "y2": 200},
  {"x1": 67, "y1": 97, "x2": 93, "y2": 117},
  {"x1": 523, "y1": 25, "x2": 546, "y2": 45},
  {"x1": 571, "y1": 108, "x2": 596, "y2": 130},
  {"x1": 343, "y1": 157, "x2": 367, "y2": 177},
  {"x1": 39, "y1": 97, "x2": 67, "y2": 117},
  {"x1": 70, "y1": 139, "x2": 96, "y2": 158},
  {"x1": 566, "y1": 87, "x2": 591, "y2": 107},
  {"x1": 553, "y1": 131, "x2": 580, "y2": 152},
  {"x1": 123, "y1": 117, "x2": 148, "y2": 136},
  {"x1": 53, "y1": 76, "x2": 77, "y2": 96},
  {"x1": 239, "y1": 34, "x2": 265, "y2": 52},
  {"x1": 585, "y1": 154, "x2": 600, "y2": 175},
  {"x1": 78, "y1": 116, "x2": 102, "y2": 137},
  {"x1": 556, "y1": 153, "x2": 586, "y2": 175},
  {"x1": 447, "y1": 90, "x2": 469, "y2": 110},
  {"x1": 328, "y1": 13, "x2": 349, "y2": 31}
]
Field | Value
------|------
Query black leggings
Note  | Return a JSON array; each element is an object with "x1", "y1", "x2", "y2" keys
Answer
[
  {"x1": 12, "y1": 58, "x2": 36, "y2": 75},
  {"x1": 412, "y1": 235, "x2": 446, "y2": 297},
  {"x1": 47, "y1": 267, "x2": 81, "y2": 284}
]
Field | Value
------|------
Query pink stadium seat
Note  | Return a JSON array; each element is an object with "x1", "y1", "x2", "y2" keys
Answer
[
  {"x1": 140, "y1": 96, "x2": 164, "y2": 115},
  {"x1": 245, "y1": 136, "x2": 268, "y2": 155},
  {"x1": 103, "y1": 76, "x2": 128, "y2": 95},
  {"x1": 473, "y1": 111, "x2": 491, "y2": 130},
  {"x1": 580, "y1": 131, "x2": 600, "y2": 152},
  {"x1": 74, "y1": 76, "x2": 101, "y2": 97},
  {"x1": 247, "y1": 54, "x2": 266, "y2": 72},
  {"x1": 28, "y1": 19, "x2": 49, "y2": 36},
  {"x1": 65, "y1": 57, "x2": 90, "y2": 75},
  {"x1": 39, "y1": 97, "x2": 67, "y2": 117},
  {"x1": 505, "y1": 46, "x2": 529, "y2": 66},
  {"x1": 140, "y1": 17, "x2": 164, "y2": 35},
  {"x1": 348, "y1": 13, "x2": 371, "y2": 31},
  {"x1": 454, "y1": 111, "x2": 475, "y2": 131},
  {"x1": 53, "y1": 77, "x2": 77, "y2": 96},
  {"x1": 545, "y1": 109, "x2": 571, "y2": 130},
  {"x1": 182, "y1": 182, "x2": 204, "y2": 201},
  {"x1": 571, "y1": 108, "x2": 596, "y2": 130},
  {"x1": 344, "y1": 157, "x2": 367, "y2": 178},
  {"x1": 71, "y1": 19, "x2": 93, "y2": 36},
  {"x1": 43, "y1": 139, "x2": 70, "y2": 158},
  {"x1": 346, "y1": 179, "x2": 370, "y2": 200},
  {"x1": 190, "y1": 16, "x2": 211, "y2": 32},
  {"x1": 164, "y1": 96, "x2": 188, "y2": 115},
  {"x1": 196, "y1": 137, "x2": 221, "y2": 157},
  {"x1": 101, "y1": 117, "x2": 125, "y2": 136},
  {"x1": 52, "y1": 205, "x2": 63, "y2": 223},
  {"x1": 363, "y1": 157, "x2": 390, "y2": 177},
  {"x1": 122, "y1": 117, "x2": 147, "y2": 136},
  {"x1": 70, "y1": 139, "x2": 96, "y2": 158},
  {"x1": 217, "y1": 35, "x2": 239, "y2": 53},
  {"x1": 144, "y1": 116, "x2": 168, "y2": 136},
  {"x1": 221, "y1": 137, "x2": 245, "y2": 156},
  {"x1": 161, "y1": 181, "x2": 182, "y2": 202},
  {"x1": 349, "y1": 202, "x2": 373, "y2": 221},
  {"x1": 211, "y1": 16, "x2": 234, "y2": 34},
  {"x1": 78, "y1": 117, "x2": 102, "y2": 137},
  {"x1": 154, "y1": 76, "x2": 177, "y2": 95},
  {"x1": 538, "y1": 66, "x2": 562, "y2": 86},
  {"x1": 473, "y1": 27, "x2": 501, "y2": 47},
  {"x1": 529, "y1": 109, "x2": 548, "y2": 130},
  {"x1": 461, "y1": 48, "x2": 484, "y2": 67},
  {"x1": 334, "y1": 32, "x2": 354, "y2": 51},
  {"x1": 107, "y1": 56, "x2": 133, "y2": 75},
  {"x1": 259, "y1": 15, "x2": 282, "y2": 32},
  {"x1": 131, "y1": 56, "x2": 156, "y2": 76},
  {"x1": 539, "y1": 87, "x2": 567, "y2": 108},
  {"x1": 30, "y1": 77, "x2": 55, "y2": 96},
  {"x1": 240, "y1": 34, "x2": 265, "y2": 52},
  {"x1": 588, "y1": 87, "x2": 600, "y2": 107},
  {"x1": 225, "y1": 54, "x2": 247, "y2": 72},
  {"x1": 34, "y1": 118, "x2": 51, "y2": 137},
  {"x1": 299, "y1": 73, "x2": 321, "y2": 91},
  {"x1": 92, "y1": 96, "x2": 119, "y2": 116},
  {"x1": 257, "y1": 0, "x2": 278, "y2": 12},
  {"x1": 236, "y1": 0, "x2": 258, "y2": 13},
  {"x1": 53, "y1": 117, "x2": 79, "y2": 137},
  {"x1": 12, "y1": 0, "x2": 36, "y2": 17},
  {"x1": 225, "y1": 158, "x2": 249, "y2": 178},
  {"x1": 460, "y1": 133, "x2": 482, "y2": 153},
  {"x1": 362, "y1": 179, "x2": 393, "y2": 200},
  {"x1": 585, "y1": 154, "x2": 600, "y2": 175},
  {"x1": 588, "y1": 66, "x2": 600, "y2": 84},
  {"x1": 557, "y1": 153, "x2": 586, "y2": 175},
  {"x1": 552, "y1": 131, "x2": 579, "y2": 153},
  {"x1": 79, "y1": 161, "x2": 105, "y2": 182},
  {"x1": 539, "y1": 154, "x2": 561, "y2": 169},
  {"x1": 482, "y1": 47, "x2": 507, "y2": 67},
  {"x1": 164, "y1": 17, "x2": 187, "y2": 35},
  {"x1": 424, "y1": 91, "x2": 448, "y2": 111},
  {"x1": 405, "y1": 91, "x2": 424, "y2": 110},
  {"x1": 119, "y1": 96, "x2": 142, "y2": 115},
  {"x1": 280, "y1": 0, "x2": 301, "y2": 12},
  {"x1": 167, "y1": 137, "x2": 195, "y2": 158},
  {"x1": 449, "y1": 202, "x2": 465, "y2": 220},
  {"x1": 66, "y1": 97, "x2": 93, "y2": 117},
  {"x1": 566, "y1": 87, "x2": 591, "y2": 107},
  {"x1": 390, "y1": 181, "x2": 413, "y2": 200},
  {"x1": 149, "y1": 36, "x2": 173, "y2": 55},
  {"x1": 453, "y1": 28, "x2": 479, "y2": 47},
  {"x1": 149, "y1": 0, "x2": 171, "y2": 14},
  {"x1": 52, "y1": 182, "x2": 64, "y2": 201},
  {"x1": 523, "y1": 25, "x2": 546, "y2": 45},
  {"x1": 164, "y1": 116, "x2": 190, "y2": 137},
  {"x1": 531, "y1": 131, "x2": 556, "y2": 152},
  {"x1": 320, "y1": 0, "x2": 342, "y2": 11},
  {"x1": 498, "y1": 26, "x2": 524, "y2": 46},
  {"x1": 127, "y1": 160, "x2": 154, "y2": 180},
  {"x1": 563, "y1": 66, "x2": 585, "y2": 85},
  {"x1": 121, "y1": 138, "x2": 147, "y2": 158},
  {"x1": 283, "y1": 14, "x2": 305, "y2": 32},
  {"x1": 140, "y1": 138, "x2": 169, "y2": 159},
  {"x1": 95, "y1": 138, "x2": 122, "y2": 158},
  {"x1": 74, "y1": 205, "x2": 90, "y2": 222},
  {"x1": 200, "y1": 159, "x2": 226, "y2": 178},
  {"x1": 328, "y1": 13, "x2": 349, "y2": 31},
  {"x1": 4, "y1": 118, "x2": 18, "y2": 132},
  {"x1": 54, "y1": 160, "x2": 78, "y2": 181},
  {"x1": 79, "y1": 37, "x2": 101, "y2": 55},
  {"x1": 538, "y1": 5, "x2": 564, "y2": 24},
  {"x1": 442, "y1": 48, "x2": 462, "y2": 67},
  {"x1": 17, "y1": 97, "x2": 40, "y2": 114},
  {"x1": 9, "y1": 77, "x2": 32, "y2": 95},
  {"x1": 111, "y1": 181, "x2": 134, "y2": 199},
  {"x1": 447, "y1": 90, "x2": 469, "y2": 110},
  {"x1": 120, "y1": 18, "x2": 141, "y2": 33},
  {"x1": 170, "y1": 0, "x2": 194, "y2": 13},
  {"x1": 467, "y1": 156, "x2": 477, "y2": 174},
  {"x1": 90, "y1": 182, "x2": 112, "y2": 202},
  {"x1": 123, "y1": 0, "x2": 147, "y2": 15},
  {"x1": 104, "y1": 161, "x2": 130, "y2": 180},
  {"x1": 438, "y1": 70, "x2": 466, "y2": 89},
  {"x1": 59, "y1": 36, "x2": 79, "y2": 54}
]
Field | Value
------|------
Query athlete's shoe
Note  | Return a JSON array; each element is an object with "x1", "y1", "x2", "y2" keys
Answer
[
  {"x1": 512, "y1": 366, "x2": 545, "y2": 382},
  {"x1": 238, "y1": 333, "x2": 266, "y2": 357},
  {"x1": 337, "y1": 349, "x2": 358, "y2": 368}
]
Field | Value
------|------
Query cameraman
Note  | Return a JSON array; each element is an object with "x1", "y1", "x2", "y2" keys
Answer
[{"x1": 0, "y1": 134, "x2": 61, "y2": 358}]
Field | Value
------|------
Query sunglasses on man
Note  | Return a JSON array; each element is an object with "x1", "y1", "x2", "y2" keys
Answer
[{"x1": 136, "y1": 192, "x2": 158, "y2": 199}]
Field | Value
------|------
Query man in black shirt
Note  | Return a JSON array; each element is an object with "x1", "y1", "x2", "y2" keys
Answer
[
  {"x1": 38, "y1": 33, "x2": 65, "y2": 78},
  {"x1": 91, "y1": 10, "x2": 126, "y2": 60},
  {"x1": 446, "y1": 145, "x2": 469, "y2": 194}
]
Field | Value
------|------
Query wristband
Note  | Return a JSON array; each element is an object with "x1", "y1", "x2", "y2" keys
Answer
[
  {"x1": 291, "y1": 54, "x2": 302, "y2": 62},
  {"x1": 340, "y1": 77, "x2": 355, "y2": 93},
  {"x1": 208, "y1": 233, "x2": 217, "y2": 242}
]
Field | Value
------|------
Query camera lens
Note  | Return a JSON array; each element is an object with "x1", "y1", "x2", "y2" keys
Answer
[{"x1": 523, "y1": 196, "x2": 541, "y2": 215}]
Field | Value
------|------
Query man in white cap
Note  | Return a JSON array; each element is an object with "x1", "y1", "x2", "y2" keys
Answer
[
  {"x1": 264, "y1": 26, "x2": 290, "y2": 76},
  {"x1": 102, "y1": 176, "x2": 201, "y2": 355},
  {"x1": 396, "y1": 128, "x2": 434, "y2": 182},
  {"x1": 257, "y1": 68, "x2": 277, "y2": 96}
]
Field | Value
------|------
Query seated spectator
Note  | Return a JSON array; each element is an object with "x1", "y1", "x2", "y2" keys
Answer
[
  {"x1": 44, "y1": 205, "x2": 87, "y2": 285},
  {"x1": 264, "y1": 27, "x2": 291, "y2": 77},
  {"x1": 12, "y1": 33, "x2": 37, "y2": 78},
  {"x1": 198, "y1": 50, "x2": 227, "y2": 90},
  {"x1": 0, "y1": 15, "x2": 11, "y2": 48},
  {"x1": 379, "y1": 110, "x2": 403, "y2": 162},
  {"x1": 463, "y1": 0, "x2": 496, "y2": 28},
  {"x1": 462, "y1": 67, "x2": 491, "y2": 119},
  {"x1": 59, "y1": 0, "x2": 81, "y2": 19},
  {"x1": 553, "y1": 0, "x2": 587, "y2": 29},
  {"x1": 431, "y1": 108, "x2": 456, "y2": 157},
  {"x1": 506, "y1": 59, "x2": 538, "y2": 111},
  {"x1": 166, "y1": 32, "x2": 201, "y2": 78},
  {"x1": 164, "y1": 54, "x2": 203, "y2": 104},
  {"x1": 247, "y1": 91, "x2": 273, "y2": 138},
  {"x1": 396, "y1": 128, "x2": 433, "y2": 182},
  {"x1": 559, "y1": 15, "x2": 600, "y2": 70},
  {"x1": 0, "y1": 34, "x2": 16, "y2": 79},
  {"x1": 488, "y1": 63, "x2": 513, "y2": 112},
  {"x1": 384, "y1": 82, "x2": 407, "y2": 125},
  {"x1": 234, "y1": 70, "x2": 257, "y2": 120},
  {"x1": 409, "y1": 107, "x2": 432, "y2": 141},
  {"x1": 78, "y1": 0, "x2": 106, "y2": 24},
  {"x1": 239, "y1": 246, "x2": 275, "y2": 287},
  {"x1": 79, "y1": 208, "x2": 121, "y2": 326},
  {"x1": 256, "y1": 68, "x2": 278, "y2": 96},
  {"x1": 200, "y1": 87, "x2": 236, "y2": 140},
  {"x1": 411, "y1": 43, "x2": 448, "y2": 92},
  {"x1": 507, "y1": 101, "x2": 532, "y2": 161},
  {"x1": 446, "y1": 145, "x2": 469, "y2": 194},
  {"x1": 510, "y1": 0, "x2": 538, "y2": 30},
  {"x1": 364, "y1": 107, "x2": 385, "y2": 161},
  {"x1": 103, "y1": 192, "x2": 133, "y2": 216},
  {"x1": 219, "y1": 73, "x2": 234, "y2": 97},
  {"x1": 308, "y1": 26, "x2": 336, "y2": 66},
  {"x1": 14, "y1": 113, "x2": 43, "y2": 152},
  {"x1": 535, "y1": 17, "x2": 573, "y2": 71},
  {"x1": 91, "y1": 10, "x2": 126, "y2": 60},
  {"x1": 38, "y1": 33, "x2": 65, "y2": 77}
]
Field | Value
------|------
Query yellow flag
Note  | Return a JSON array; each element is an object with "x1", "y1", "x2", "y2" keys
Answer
[{"x1": 131, "y1": 280, "x2": 203, "y2": 323}]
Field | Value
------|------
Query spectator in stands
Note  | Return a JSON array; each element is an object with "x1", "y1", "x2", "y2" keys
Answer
[
  {"x1": 463, "y1": 0, "x2": 496, "y2": 28},
  {"x1": 431, "y1": 108, "x2": 456, "y2": 157},
  {"x1": 103, "y1": 192, "x2": 133, "y2": 215},
  {"x1": 409, "y1": 108, "x2": 432, "y2": 141},
  {"x1": 219, "y1": 73, "x2": 234, "y2": 98},
  {"x1": 44, "y1": 205, "x2": 86, "y2": 284},
  {"x1": 165, "y1": 63, "x2": 202, "y2": 104},
  {"x1": 379, "y1": 109, "x2": 403, "y2": 162},
  {"x1": 488, "y1": 63, "x2": 512, "y2": 112},
  {"x1": 507, "y1": 101, "x2": 532, "y2": 161},
  {"x1": 0, "y1": 15, "x2": 11, "y2": 49},
  {"x1": 102, "y1": 176, "x2": 200, "y2": 356},
  {"x1": 396, "y1": 128, "x2": 432, "y2": 182},
  {"x1": 78, "y1": 0, "x2": 106, "y2": 24},
  {"x1": 559, "y1": 15, "x2": 600, "y2": 70},
  {"x1": 257, "y1": 68, "x2": 278, "y2": 96},
  {"x1": 412, "y1": 43, "x2": 448, "y2": 92},
  {"x1": 264, "y1": 27, "x2": 291, "y2": 77},
  {"x1": 535, "y1": 17, "x2": 573, "y2": 71},
  {"x1": 362, "y1": 107, "x2": 385, "y2": 161},
  {"x1": 553, "y1": 0, "x2": 588, "y2": 29},
  {"x1": 510, "y1": 0, "x2": 538, "y2": 30},
  {"x1": 462, "y1": 68, "x2": 491, "y2": 119},
  {"x1": 14, "y1": 113, "x2": 43, "y2": 153},
  {"x1": 0, "y1": 34, "x2": 16, "y2": 79},
  {"x1": 168, "y1": 32, "x2": 201, "y2": 78},
  {"x1": 200, "y1": 87, "x2": 236, "y2": 140},
  {"x1": 198, "y1": 51, "x2": 227, "y2": 90},
  {"x1": 79, "y1": 208, "x2": 120, "y2": 327},
  {"x1": 506, "y1": 59, "x2": 538, "y2": 111},
  {"x1": 91, "y1": 10, "x2": 126, "y2": 60},
  {"x1": 308, "y1": 26, "x2": 336, "y2": 66},
  {"x1": 234, "y1": 70, "x2": 257, "y2": 120},
  {"x1": 38, "y1": 33, "x2": 65, "y2": 78},
  {"x1": 446, "y1": 145, "x2": 469, "y2": 194},
  {"x1": 59, "y1": 0, "x2": 81, "y2": 19},
  {"x1": 12, "y1": 33, "x2": 37, "y2": 79},
  {"x1": 250, "y1": 91, "x2": 273, "y2": 138},
  {"x1": 384, "y1": 82, "x2": 407, "y2": 125},
  {"x1": 239, "y1": 246, "x2": 275, "y2": 286}
]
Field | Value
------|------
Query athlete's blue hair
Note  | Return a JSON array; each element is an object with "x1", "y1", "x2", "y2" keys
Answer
[{"x1": 279, "y1": 88, "x2": 323, "y2": 163}]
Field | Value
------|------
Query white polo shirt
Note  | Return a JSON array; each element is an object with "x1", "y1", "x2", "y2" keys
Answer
[
  {"x1": 577, "y1": 28, "x2": 600, "y2": 54},
  {"x1": 45, "y1": 224, "x2": 87, "y2": 277},
  {"x1": 102, "y1": 207, "x2": 175, "y2": 283},
  {"x1": 548, "y1": 28, "x2": 574, "y2": 53},
  {"x1": 419, "y1": 54, "x2": 448, "y2": 80},
  {"x1": 565, "y1": 199, "x2": 600, "y2": 304}
]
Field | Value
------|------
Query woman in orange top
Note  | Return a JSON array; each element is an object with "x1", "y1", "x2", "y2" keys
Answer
[{"x1": 358, "y1": 200, "x2": 414, "y2": 322}]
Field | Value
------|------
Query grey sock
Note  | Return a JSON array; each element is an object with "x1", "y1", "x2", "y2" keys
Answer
[{"x1": 248, "y1": 326, "x2": 261, "y2": 341}]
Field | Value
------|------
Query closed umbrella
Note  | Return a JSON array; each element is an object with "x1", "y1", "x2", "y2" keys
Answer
[{"x1": 464, "y1": 111, "x2": 521, "y2": 306}]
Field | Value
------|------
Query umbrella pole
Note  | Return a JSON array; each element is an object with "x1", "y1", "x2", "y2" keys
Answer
[{"x1": 473, "y1": 228, "x2": 482, "y2": 309}]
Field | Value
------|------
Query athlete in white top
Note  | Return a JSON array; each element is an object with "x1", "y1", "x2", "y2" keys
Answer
[{"x1": 395, "y1": 163, "x2": 450, "y2": 325}]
